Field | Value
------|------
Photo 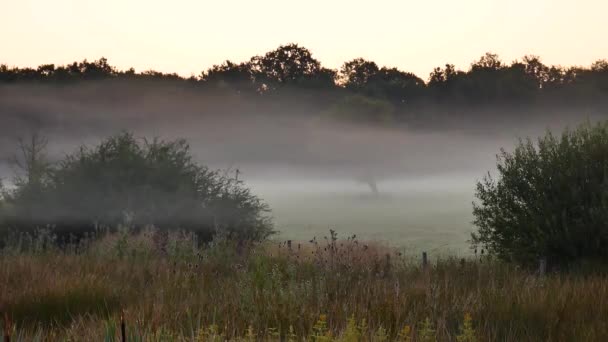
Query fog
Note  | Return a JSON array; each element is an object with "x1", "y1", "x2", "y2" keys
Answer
[{"x1": 1, "y1": 82, "x2": 606, "y2": 253}]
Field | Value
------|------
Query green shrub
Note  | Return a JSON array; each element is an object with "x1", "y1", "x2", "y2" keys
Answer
[
  {"x1": 0, "y1": 132, "x2": 273, "y2": 242},
  {"x1": 472, "y1": 121, "x2": 608, "y2": 266}
]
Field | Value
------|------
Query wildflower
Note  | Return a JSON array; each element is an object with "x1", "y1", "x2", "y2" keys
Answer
[
  {"x1": 456, "y1": 313, "x2": 477, "y2": 342},
  {"x1": 398, "y1": 325, "x2": 412, "y2": 342},
  {"x1": 418, "y1": 318, "x2": 435, "y2": 342}
]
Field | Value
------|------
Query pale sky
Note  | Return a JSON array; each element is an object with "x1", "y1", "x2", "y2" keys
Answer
[{"x1": 2, "y1": 0, "x2": 607, "y2": 80}]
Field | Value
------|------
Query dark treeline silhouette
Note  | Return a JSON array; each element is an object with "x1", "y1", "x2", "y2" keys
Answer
[{"x1": 2, "y1": 43, "x2": 608, "y2": 122}]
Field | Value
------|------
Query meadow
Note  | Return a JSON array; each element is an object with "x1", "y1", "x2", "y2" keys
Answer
[
  {"x1": 256, "y1": 177, "x2": 476, "y2": 255},
  {"x1": 2, "y1": 228, "x2": 608, "y2": 341}
]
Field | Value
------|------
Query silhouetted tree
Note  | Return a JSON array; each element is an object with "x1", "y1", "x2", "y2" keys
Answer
[
  {"x1": 472, "y1": 52, "x2": 503, "y2": 71},
  {"x1": 339, "y1": 58, "x2": 380, "y2": 90},
  {"x1": 249, "y1": 44, "x2": 332, "y2": 91},
  {"x1": 521, "y1": 55, "x2": 548, "y2": 89},
  {"x1": 366, "y1": 67, "x2": 426, "y2": 104},
  {"x1": 1, "y1": 45, "x2": 607, "y2": 120},
  {"x1": 428, "y1": 64, "x2": 465, "y2": 102},
  {"x1": 201, "y1": 60, "x2": 254, "y2": 93}
]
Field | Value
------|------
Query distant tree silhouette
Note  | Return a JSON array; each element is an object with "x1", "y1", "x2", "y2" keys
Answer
[
  {"x1": 201, "y1": 60, "x2": 254, "y2": 93},
  {"x1": 472, "y1": 52, "x2": 503, "y2": 71},
  {"x1": 591, "y1": 60, "x2": 608, "y2": 93},
  {"x1": 366, "y1": 67, "x2": 426, "y2": 104},
  {"x1": 340, "y1": 58, "x2": 380, "y2": 90},
  {"x1": 249, "y1": 44, "x2": 333, "y2": 91},
  {"x1": 521, "y1": 55, "x2": 548, "y2": 89},
  {"x1": 428, "y1": 63, "x2": 463, "y2": 101},
  {"x1": 1, "y1": 44, "x2": 607, "y2": 122},
  {"x1": 339, "y1": 59, "x2": 425, "y2": 105}
]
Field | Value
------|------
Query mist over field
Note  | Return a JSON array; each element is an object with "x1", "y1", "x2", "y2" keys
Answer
[
  {"x1": 4, "y1": 0, "x2": 608, "y2": 336},
  {"x1": 2, "y1": 81, "x2": 606, "y2": 253}
]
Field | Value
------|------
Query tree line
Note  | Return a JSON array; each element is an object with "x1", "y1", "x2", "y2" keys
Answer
[{"x1": 2, "y1": 43, "x2": 607, "y2": 113}]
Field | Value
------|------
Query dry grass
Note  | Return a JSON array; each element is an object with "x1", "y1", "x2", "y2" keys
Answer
[{"x1": 1, "y1": 228, "x2": 608, "y2": 341}]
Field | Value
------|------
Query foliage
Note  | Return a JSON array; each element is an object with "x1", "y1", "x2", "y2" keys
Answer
[
  {"x1": 1, "y1": 47, "x2": 607, "y2": 115},
  {"x1": 473, "y1": 121, "x2": 608, "y2": 266},
  {"x1": 340, "y1": 59, "x2": 425, "y2": 105},
  {"x1": 0, "y1": 132, "x2": 273, "y2": 242},
  {"x1": 201, "y1": 60, "x2": 255, "y2": 93},
  {"x1": 250, "y1": 43, "x2": 335, "y2": 90},
  {"x1": 340, "y1": 58, "x2": 380, "y2": 89}
]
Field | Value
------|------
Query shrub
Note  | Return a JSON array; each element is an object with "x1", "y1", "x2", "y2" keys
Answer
[
  {"x1": 0, "y1": 132, "x2": 273, "y2": 242},
  {"x1": 472, "y1": 121, "x2": 608, "y2": 266}
]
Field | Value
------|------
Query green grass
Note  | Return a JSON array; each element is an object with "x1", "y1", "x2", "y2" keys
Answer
[{"x1": 267, "y1": 191, "x2": 474, "y2": 255}]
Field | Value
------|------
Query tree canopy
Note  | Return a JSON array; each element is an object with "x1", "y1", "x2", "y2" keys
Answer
[
  {"x1": 1, "y1": 43, "x2": 607, "y2": 122},
  {"x1": 2, "y1": 44, "x2": 606, "y2": 100}
]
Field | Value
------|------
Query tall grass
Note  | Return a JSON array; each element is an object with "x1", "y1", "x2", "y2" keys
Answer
[{"x1": 1, "y1": 228, "x2": 608, "y2": 341}]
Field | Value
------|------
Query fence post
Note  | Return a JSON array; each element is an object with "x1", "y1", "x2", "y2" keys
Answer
[
  {"x1": 538, "y1": 257, "x2": 547, "y2": 277},
  {"x1": 120, "y1": 312, "x2": 126, "y2": 342},
  {"x1": 422, "y1": 251, "x2": 428, "y2": 269},
  {"x1": 3, "y1": 312, "x2": 10, "y2": 342}
]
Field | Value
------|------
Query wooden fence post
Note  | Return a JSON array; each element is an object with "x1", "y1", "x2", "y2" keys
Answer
[
  {"x1": 120, "y1": 312, "x2": 126, "y2": 342},
  {"x1": 539, "y1": 257, "x2": 547, "y2": 277},
  {"x1": 3, "y1": 312, "x2": 11, "y2": 342},
  {"x1": 422, "y1": 251, "x2": 428, "y2": 269}
]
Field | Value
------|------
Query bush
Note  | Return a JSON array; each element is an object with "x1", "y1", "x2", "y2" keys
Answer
[
  {"x1": 472, "y1": 121, "x2": 608, "y2": 267},
  {"x1": 0, "y1": 132, "x2": 273, "y2": 242}
]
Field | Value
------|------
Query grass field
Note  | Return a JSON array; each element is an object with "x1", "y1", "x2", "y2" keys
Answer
[
  {"x1": 257, "y1": 178, "x2": 476, "y2": 255},
  {"x1": 2, "y1": 229, "x2": 608, "y2": 341}
]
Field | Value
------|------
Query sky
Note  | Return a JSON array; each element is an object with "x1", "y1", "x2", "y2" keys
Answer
[{"x1": 2, "y1": 0, "x2": 607, "y2": 79}]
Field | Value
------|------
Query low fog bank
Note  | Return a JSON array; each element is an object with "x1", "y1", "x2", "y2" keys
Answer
[
  {"x1": 2, "y1": 82, "x2": 604, "y2": 181},
  {"x1": 1, "y1": 82, "x2": 606, "y2": 251}
]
